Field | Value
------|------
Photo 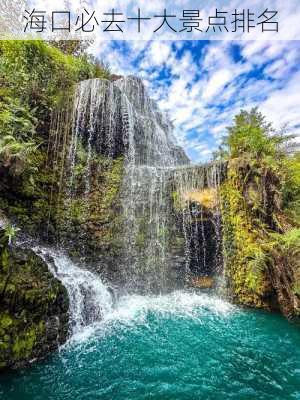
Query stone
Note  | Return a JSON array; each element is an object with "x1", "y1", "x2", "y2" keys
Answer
[
  {"x1": 190, "y1": 276, "x2": 215, "y2": 289},
  {"x1": 183, "y1": 188, "x2": 218, "y2": 210},
  {"x1": 0, "y1": 228, "x2": 69, "y2": 371}
]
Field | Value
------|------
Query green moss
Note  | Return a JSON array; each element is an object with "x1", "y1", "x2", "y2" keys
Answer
[
  {"x1": 12, "y1": 324, "x2": 44, "y2": 359},
  {"x1": 0, "y1": 314, "x2": 13, "y2": 329},
  {"x1": 0, "y1": 40, "x2": 108, "y2": 109},
  {"x1": 172, "y1": 191, "x2": 183, "y2": 211},
  {"x1": 293, "y1": 284, "x2": 300, "y2": 296},
  {"x1": 221, "y1": 165, "x2": 273, "y2": 308},
  {"x1": 0, "y1": 229, "x2": 69, "y2": 370},
  {"x1": 1, "y1": 247, "x2": 9, "y2": 273},
  {"x1": 49, "y1": 152, "x2": 125, "y2": 256},
  {"x1": 136, "y1": 231, "x2": 146, "y2": 249},
  {"x1": 67, "y1": 199, "x2": 87, "y2": 224}
]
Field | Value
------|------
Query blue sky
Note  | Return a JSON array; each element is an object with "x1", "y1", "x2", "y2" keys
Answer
[
  {"x1": 91, "y1": 40, "x2": 300, "y2": 162},
  {"x1": 21, "y1": 1, "x2": 300, "y2": 162}
]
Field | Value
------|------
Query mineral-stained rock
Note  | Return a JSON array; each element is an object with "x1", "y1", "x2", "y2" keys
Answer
[
  {"x1": 190, "y1": 276, "x2": 215, "y2": 289},
  {"x1": 183, "y1": 188, "x2": 218, "y2": 210},
  {"x1": 0, "y1": 229, "x2": 69, "y2": 371}
]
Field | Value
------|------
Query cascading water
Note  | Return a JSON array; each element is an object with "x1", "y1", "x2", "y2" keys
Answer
[
  {"x1": 35, "y1": 247, "x2": 114, "y2": 338},
  {"x1": 28, "y1": 242, "x2": 230, "y2": 348},
  {"x1": 47, "y1": 75, "x2": 224, "y2": 293},
  {"x1": 172, "y1": 163, "x2": 224, "y2": 281},
  {"x1": 114, "y1": 77, "x2": 190, "y2": 292}
]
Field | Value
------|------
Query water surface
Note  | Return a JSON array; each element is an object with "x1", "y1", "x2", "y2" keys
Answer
[{"x1": 1, "y1": 291, "x2": 300, "y2": 400}]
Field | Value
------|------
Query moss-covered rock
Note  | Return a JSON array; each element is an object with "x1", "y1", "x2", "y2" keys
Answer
[
  {"x1": 268, "y1": 229, "x2": 300, "y2": 319},
  {"x1": 221, "y1": 157, "x2": 300, "y2": 317},
  {"x1": 0, "y1": 127, "x2": 125, "y2": 271},
  {"x1": 53, "y1": 154, "x2": 124, "y2": 267},
  {"x1": 221, "y1": 159, "x2": 277, "y2": 309},
  {"x1": 0, "y1": 228, "x2": 69, "y2": 371}
]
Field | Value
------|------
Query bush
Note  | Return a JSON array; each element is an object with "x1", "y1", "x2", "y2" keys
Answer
[{"x1": 0, "y1": 40, "x2": 109, "y2": 179}]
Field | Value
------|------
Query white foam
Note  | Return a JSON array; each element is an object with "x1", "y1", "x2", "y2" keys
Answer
[
  {"x1": 35, "y1": 248, "x2": 235, "y2": 344},
  {"x1": 103, "y1": 291, "x2": 234, "y2": 325},
  {"x1": 66, "y1": 291, "x2": 235, "y2": 345},
  {"x1": 36, "y1": 247, "x2": 114, "y2": 337}
]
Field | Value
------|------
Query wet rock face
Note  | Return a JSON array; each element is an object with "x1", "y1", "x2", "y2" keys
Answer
[
  {"x1": 72, "y1": 76, "x2": 189, "y2": 166},
  {"x1": 47, "y1": 76, "x2": 191, "y2": 293},
  {"x1": 171, "y1": 165, "x2": 224, "y2": 283},
  {"x1": 185, "y1": 202, "x2": 222, "y2": 277},
  {"x1": 76, "y1": 79, "x2": 126, "y2": 159},
  {"x1": 0, "y1": 231, "x2": 69, "y2": 371}
]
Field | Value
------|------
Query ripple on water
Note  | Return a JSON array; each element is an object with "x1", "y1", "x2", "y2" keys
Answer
[{"x1": 1, "y1": 291, "x2": 300, "y2": 400}]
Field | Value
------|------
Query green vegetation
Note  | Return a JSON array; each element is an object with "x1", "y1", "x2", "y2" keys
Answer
[
  {"x1": 0, "y1": 227, "x2": 69, "y2": 370},
  {"x1": 218, "y1": 108, "x2": 300, "y2": 315},
  {"x1": 2, "y1": 224, "x2": 20, "y2": 245},
  {"x1": 0, "y1": 40, "x2": 109, "y2": 179},
  {"x1": 55, "y1": 150, "x2": 124, "y2": 259},
  {"x1": 0, "y1": 40, "x2": 114, "y2": 239}
]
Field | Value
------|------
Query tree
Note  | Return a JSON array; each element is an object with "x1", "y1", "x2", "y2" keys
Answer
[
  {"x1": 225, "y1": 108, "x2": 275, "y2": 159},
  {"x1": 220, "y1": 108, "x2": 297, "y2": 162}
]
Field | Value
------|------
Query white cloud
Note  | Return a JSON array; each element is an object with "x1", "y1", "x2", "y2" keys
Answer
[
  {"x1": 89, "y1": 39, "x2": 300, "y2": 162},
  {"x1": 148, "y1": 42, "x2": 171, "y2": 65},
  {"x1": 261, "y1": 70, "x2": 300, "y2": 132},
  {"x1": 203, "y1": 69, "x2": 233, "y2": 101}
]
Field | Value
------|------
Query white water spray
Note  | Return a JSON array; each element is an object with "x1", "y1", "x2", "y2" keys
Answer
[{"x1": 36, "y1": 247, "x2": 114, "y2": 337}]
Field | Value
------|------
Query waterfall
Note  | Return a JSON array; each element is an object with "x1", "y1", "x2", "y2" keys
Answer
[
  {"x1": 114, "y1": 77, "x2": 189, "y2": 293},
  {"x1": 28, "y1": 243, "x2": 228, "y2": 346},
  {"x1": 47, "y1": 75, "x2": 224, "y2": 294},
  {"x1": 36, "y1": 247, "x2": 114, "y2": 337},
  {"x1": 172, "y1": 163, "x2": 224, "y2": 282}
]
